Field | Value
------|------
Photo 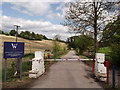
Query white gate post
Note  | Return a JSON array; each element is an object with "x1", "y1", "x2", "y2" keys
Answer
[
  {"x1": 29, "y1": 51, "x2": 45, "y2": 78},
  {"x1": 94, "y1": 53, "x2": 107, "y2": 81}
]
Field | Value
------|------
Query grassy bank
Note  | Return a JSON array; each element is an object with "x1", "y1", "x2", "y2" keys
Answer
[{"x1": 98, "y1": 47, "x2": 112, "y2": 61}]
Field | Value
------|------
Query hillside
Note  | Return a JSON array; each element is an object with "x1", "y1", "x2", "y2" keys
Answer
[{"x1": 0, "y1": 34, "x2": 67, "y2": 54}]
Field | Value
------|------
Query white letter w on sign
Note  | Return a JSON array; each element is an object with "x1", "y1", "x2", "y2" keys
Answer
[{"x1": 11, "y1": 43, "x2": 18, "y2": 49}]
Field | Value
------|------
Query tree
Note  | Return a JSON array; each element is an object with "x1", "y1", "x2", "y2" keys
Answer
[
  {"x1": 53, "y1": 35, "x2": 61, "y2": 41},
  {"x1": 100, "y1": 16, "x2": 120, "y2": 67},
  {"x1": 53, "y1": 35, "x2": 62, "y2": 57},
  {"x1": 110, "y1": 43, "x2": 120, "y2": 67},
  {"x1": 100, "y1": 16, "x2": 120, "y2": 46},
  {"x1": 0, "y1": 30, "x2": 4, "y2": 34},
  {"x1": 31, "y1": 32, "x2": 36, "y2": 40},
  {"x1": 68, "y1": 35, "x2": 94, "y2": 54},
  {"x1": 9, "y1": 30, "x2": 17, "y2": 36},
  {"x1": 35, "y1": 34, "x2": 43, "y2": 40},
  {"x1": 63, "y1": 1, "x2": 119, "y2": 53},
  {"x1": 43, "y1": 35, "x2": 48, "y2": 40},
  {"x1": 19, "y1": 31, "x2": 31, "y2": 39}
]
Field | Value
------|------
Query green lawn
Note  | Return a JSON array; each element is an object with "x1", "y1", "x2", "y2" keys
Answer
[
  {"x1": 98, "y1": 47, "x2": 111, "y2": 56},
  {"x1": 98, "y1": 47, "x2": 112, "y2": 60}
]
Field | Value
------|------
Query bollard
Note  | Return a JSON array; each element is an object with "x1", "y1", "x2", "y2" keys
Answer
[{"x1": 112, "y1": 65, "x2": 115, "y2": 88}]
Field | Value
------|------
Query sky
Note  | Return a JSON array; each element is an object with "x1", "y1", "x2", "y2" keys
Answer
[
  {"x1": 0, "y1": 0, "x2": 75, "y2": 41},
  {"x1": 1, "y1": 0, "x2": 119, "y2": 40}
]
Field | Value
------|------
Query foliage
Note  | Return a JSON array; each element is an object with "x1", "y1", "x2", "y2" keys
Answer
[
  {"x1": 98, "y1": 47, "x2": 112, "y2": 61},
  {"x1": 4, "y1": 32, "x2": 9, "y2": 36},
  {"x1": 100, "y1": 17, "x2": 120, "y2": 46},
  {"x1": 19, "y1": 31, "x2": 31, "y2": 39},
  {"x1": 53, "y1": 35, "x2": 67, "y2": 58},
  {"x1": 2, "y1": 61, "x2": 32, "y2": 82},
  {"x1": 22, "y1": 61, "x2": 32, "y2": 72},
  {"x1": 19, "y1": 31, "x2": 48, "y2": 40},
  {"x1": 110, "y1": 44, "x2": 120, "y2": 68},
  {"x1": 0, "y1": 30, "x2": 4, "y2": 34},
  {"x1": 63, "y1": 1, "x2": 119, "y2": 53},
  {"x1": 100, "y1": 16, "x2": 120, "y2": 68},
  {"x1": 98, "y1": 47, "x2": 111, "y2": 56},
  {"x1": 53, "y1": 35, "x2": 61, "y2": 41},
  {"x1": 68, "y1": 35, "x2": 94, "y2": 54},
  {"x1": 9, "y1": 30, "x2": 17, "y2": 36},
  {"x1": 53, "y1": 35, "x2": 62, "y2": 53},
  {"x1": 24, "y1": 53, "x2": 34, "y2": 58}
]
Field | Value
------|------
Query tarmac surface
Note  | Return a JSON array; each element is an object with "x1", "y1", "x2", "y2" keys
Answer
[{"x1": 28, "y1": 51, "x2": 103, "y2": 88}]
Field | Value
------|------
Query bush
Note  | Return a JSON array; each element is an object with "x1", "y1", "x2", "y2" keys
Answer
[
  {"x1": 110, "y1": 44, "x2": 120, "y2": 68},
  {"x1": 2, "y1": 61, "x2": 32, "y2": 81},
  {"x1": 22, "y1": 61, "x2": 32, "y2": 72}
]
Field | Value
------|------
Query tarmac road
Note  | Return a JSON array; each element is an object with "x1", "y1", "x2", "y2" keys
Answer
[{"x1": 28, "y1": 50, "x2": 103, "y2": 88}]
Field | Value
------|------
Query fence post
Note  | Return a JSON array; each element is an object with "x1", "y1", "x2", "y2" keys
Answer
[{"x1": 112, "y1": 65, "x2": 115, "y2": 88}]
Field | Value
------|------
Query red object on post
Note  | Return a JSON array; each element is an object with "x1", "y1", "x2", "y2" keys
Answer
[
  {"x1": 92, "y1": 61, "x2": 95, "y2": 72},
  {"x1": 48, "y1": 54, "x2": 51, "y2": 59},
  {"x1": 104, "y1": 61, "x2": 110, "y2": 84},
  {"x1": 104, "y1": 61, "x2": 110, "y2": 67}
]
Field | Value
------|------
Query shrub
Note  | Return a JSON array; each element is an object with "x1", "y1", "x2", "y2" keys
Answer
[{"x1": 110, "y1": 44, "x2": 120, "y2": 68}]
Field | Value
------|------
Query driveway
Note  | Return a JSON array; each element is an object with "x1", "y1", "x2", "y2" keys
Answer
[{"x1": 28, "y1": 50, "x2": 103, "y2": 88}]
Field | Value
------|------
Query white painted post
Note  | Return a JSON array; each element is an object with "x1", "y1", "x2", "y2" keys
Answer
[
  {"x1": 95, "y1": 53, "x2": 107, "y2": 81},
  {"x1": 29, "y1": 51, "x2": 45, "y2": 78}
]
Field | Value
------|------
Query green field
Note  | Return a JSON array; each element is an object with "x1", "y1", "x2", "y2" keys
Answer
[
  {"x1": 98, "y1": 47, "x2": 112, "y2": 60},
  {"x1": 98, "y1": 47, "x2": 111, "y2": 56}
]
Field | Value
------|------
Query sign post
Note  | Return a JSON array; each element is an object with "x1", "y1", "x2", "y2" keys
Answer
[
  {"x1": 20, "y1": 58, "x2": 22, "y2": 80},
  {"x1": 4, "y1": 42, "x2": 24, "y2": 81},
  {"x1": 4, "y1": 58, "x2": 7, "y2": 81}
]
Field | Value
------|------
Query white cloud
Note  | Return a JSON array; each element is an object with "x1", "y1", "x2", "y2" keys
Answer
[
  {"x1": 1, "y1": 15, "x2": 72, "y2": 40},
  {"x1": 46, "y1": 10, "x2": 62, "y2": 19},
  {"x1": 2, "y1": 0, "x2": 74, "y2": 3},
  {"x1": 10, "y1": 2, "x2": 51, "y2": 16},
  {"x1": 2, "y1": 1, "x2": 73, "y2": 19}
]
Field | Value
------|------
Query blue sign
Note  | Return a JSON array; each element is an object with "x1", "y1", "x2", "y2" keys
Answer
[{"x1": 4, "y1": 42, "x2": 24, "y2": 58}]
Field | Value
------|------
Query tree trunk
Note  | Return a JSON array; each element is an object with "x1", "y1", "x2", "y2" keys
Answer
[{"x1": 93, "y1": 2, "x2": 98, "y2": 54}]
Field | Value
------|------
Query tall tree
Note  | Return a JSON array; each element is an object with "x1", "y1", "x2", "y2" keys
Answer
[
  {"x1": 68, "y1": 35, "x2": 94, "y2": 54},
  {"x1": 63, "y1": 1, "x2": 119, "y2": 53},
  {"x1": 9, "y1": 30, "x2": 17, "y2": 36},
  {"x1": 100, "y1": 16, "x2": 120, "y2": 46}
]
